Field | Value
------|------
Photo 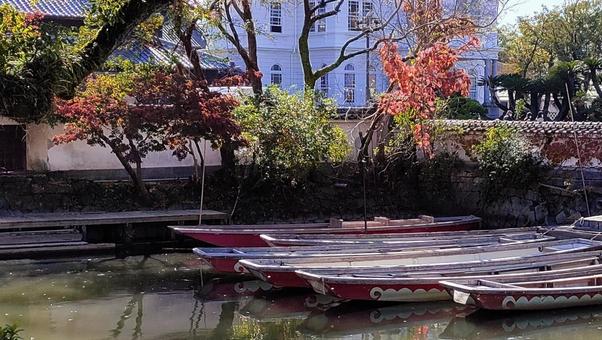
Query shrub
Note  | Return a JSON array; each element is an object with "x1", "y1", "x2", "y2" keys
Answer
[
  {"x1": 473, "y1": 126, "x2": 543, "y2": 202},
  {"x1": 418, "y1": 152, "x2": 461, "y2": 208},
  {"x1": 234, "y1": 87, "x2": 350, "y2": 183},
  {"x1": 0, "y1": 324, "x2": 23, "y2": 340},
  {"x1": 437, "y1": 95, "x2": 488, "y2": 120}
]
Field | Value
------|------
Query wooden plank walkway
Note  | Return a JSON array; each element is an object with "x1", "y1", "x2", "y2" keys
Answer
[{"x1": 0, "y1": 209, "x2": 228, "y2": 230}]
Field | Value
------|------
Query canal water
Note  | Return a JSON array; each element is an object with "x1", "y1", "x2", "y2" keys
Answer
[{"x1": 2, "y1": 253, "x2": 602, "y2": 340}]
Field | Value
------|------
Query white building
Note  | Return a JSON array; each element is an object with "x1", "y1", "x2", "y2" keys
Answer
[{"x1": 210, "y1": 0, "x2": 500, "y2": 113}]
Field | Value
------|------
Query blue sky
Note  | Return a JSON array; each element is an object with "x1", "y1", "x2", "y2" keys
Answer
[{"x1": 498, "y1": 0, "x2": 565, "y2": 25}]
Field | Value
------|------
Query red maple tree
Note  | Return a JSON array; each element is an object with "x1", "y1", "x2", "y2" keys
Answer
[
  {"x1": 378, "y1": 0, "x2": 479, "y2": 157},
  {"x1": 53, "y1": 70, "x2": 245, "y2": 199}
]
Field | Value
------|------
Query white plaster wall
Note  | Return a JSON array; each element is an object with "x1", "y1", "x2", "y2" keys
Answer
[{"x1": 45, "y1": 124, "x2": 222, "y2": 171}]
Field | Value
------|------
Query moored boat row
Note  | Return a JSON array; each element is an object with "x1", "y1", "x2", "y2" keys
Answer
[{"x1": 174, "y1": 214, "x2": 602, "y2": 311}]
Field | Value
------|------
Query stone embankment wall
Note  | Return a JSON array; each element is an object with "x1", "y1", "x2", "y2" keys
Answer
[
  {"x1": 428, "y1": 120, "x2": 602, "y2": 227},
  {"x1": 0, "y1": 170, "x2": 419, "y2": 224}
]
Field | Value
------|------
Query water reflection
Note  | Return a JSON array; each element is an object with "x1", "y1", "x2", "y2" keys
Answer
[{"x1": 2, "y1": 254, "x2": 602, "y2": 339}]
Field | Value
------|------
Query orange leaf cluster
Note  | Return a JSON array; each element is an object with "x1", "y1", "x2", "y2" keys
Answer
[{"x1": 378, "y1": 0, "x2": 479, "y2": 157}]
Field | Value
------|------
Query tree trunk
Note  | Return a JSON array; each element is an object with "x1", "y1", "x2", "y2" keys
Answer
[
  {"x1": 591, "y1": 66, "x2": 602, "y2": 98},
  {"x1": 100, "y1": 135, "x2": 150, "y2": 201},
  {"x1": 241, "y1": 0, "x2": 263, "y2": 96},
  {"x1": 508, "y1": 91, "x2": 516, "y2": 113},
  {"x1": 542, "y1": 92, "x2": 551, "y2": 120},
  {"x1": 220, "y1": 142, "x2": 236, "y2": 174},
  {"x1": 298, "y1": 12, "x2": 316, "y2": 89},
  {"x1": 552, "y1": 93, "x2": 569, "y2": 121},
  {"x1": 179, "y1": 23, "x2": 209, "y2": 91},
  {"x1": 529, "y1": 91, "x2": 540, "y2": 119}
]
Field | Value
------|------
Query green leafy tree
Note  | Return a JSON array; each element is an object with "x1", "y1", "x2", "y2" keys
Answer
[
  {"x1": 0, "y1": 0, "x2": 174, "y2": 122},
  {"x1": 234, "y1": 87, "x2": 350, "y2": 183},
  {"x1": 496, "y1": 0, "x2": 602, "y2": 120}
]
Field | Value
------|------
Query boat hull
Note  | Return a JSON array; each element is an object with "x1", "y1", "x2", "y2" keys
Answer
[
  {"x1": 173, "y1": 217, "x2": 481, "y2": 247},
  {"x1": 466, "y1": 291, "x2": 602, "y2": 310},
  {"x1": 307, "y1": 280, "x2": 450, "y2": 302}
]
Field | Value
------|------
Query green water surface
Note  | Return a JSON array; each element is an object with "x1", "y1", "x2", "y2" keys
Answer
[{"x1": 1, "y1": 254, "x2": 602, "y2": 340}]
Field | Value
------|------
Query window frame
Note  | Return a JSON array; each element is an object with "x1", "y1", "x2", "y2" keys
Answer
[
  {"x1": 348, "y1": 0, "x2": 360, "y2": 31},
  {"x1": 309, "y1": 2, "x2": 327, "y2": 32},
  {"x1": 344, "y1": 64, "x2": 356, "y2": 103},
  {"x1": 270, "y1": 2, "x2": 282, "y2": 33},
  {"x1": 270, "y1": 64, "x2": 283, "y2": 86}
]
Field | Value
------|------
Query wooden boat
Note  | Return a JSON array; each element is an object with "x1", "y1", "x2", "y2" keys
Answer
[
  {"x1": 298, "y1": 260, "x2": 602, "y2": 303},
  {"x1": 239, "y1": 239, "x2": 602, "y2": 288},
  {"x1": 192, "y1": 234, "x2": 553, "y2": 274},
  {"x1": 441, "y1": 272, "x2": 602, "y2": 310},
  {"x1": 260, "y1": 227, "x2": 546, "y2": 247},
  {"x1": 169, "y1": 215, "x2": 481, "y2": 247}
]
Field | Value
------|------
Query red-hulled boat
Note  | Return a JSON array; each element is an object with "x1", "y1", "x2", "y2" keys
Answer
[
  {"x1": 442, "y1": 272, "x2": 602, "y2": 310},
  {"x1": 192, "y1": 232, "x2": 545, "y2": 274},
  {"x1": 298, "y1": 259, "x2": 602, "y2": 302},
  {"x1": 239, "y1": 240, "x2": 602, "y2": 288},
  {"x1": 169, "y1": 215, "x2": 481, "y2": 247},
  {"x1": 260, "y1": 227, "x2": 541, "y2": 247}
]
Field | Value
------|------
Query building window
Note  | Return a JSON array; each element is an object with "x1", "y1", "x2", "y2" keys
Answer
[
  {"x1": 270, "y1": 64, "x2": 282, "y2": 85},
  {"x1": 344, "y1": 64, "x2": 355, "y2": 103},
  {"x1": 310, "y1": 2, "x2": 327, "y2": 32},
  {"x1": 362, "y1": 1, "x2": 373, "y2": 18},
  {"x1": 270, "y1": 2, "x2": 282, "y2": 33},
  {"x1": 348, "y1": 1, "x2": 360, "y2": 31}
]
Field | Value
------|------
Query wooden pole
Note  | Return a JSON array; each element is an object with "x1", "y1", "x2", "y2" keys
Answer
[{"x1": 199, "y1": 140, "x2": 208, "y2": 225}]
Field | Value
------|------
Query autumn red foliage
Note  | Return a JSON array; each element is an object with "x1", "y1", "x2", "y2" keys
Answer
[
  {"x1": 378, "y1": 0, "x2": 479, "y2": 157},
  {"x1": 53, "y1": 70, "x2": 245, "y2": 197}
]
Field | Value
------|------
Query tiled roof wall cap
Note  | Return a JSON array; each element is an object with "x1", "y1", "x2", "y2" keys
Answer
[
  {"x1": 440, "y1": 120, "x2": 602, "y2": 136},
  {"x1": 1, "y1": 0, "x2": 89, "y2": 19}
]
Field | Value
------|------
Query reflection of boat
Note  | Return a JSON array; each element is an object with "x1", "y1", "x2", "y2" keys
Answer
[
  {"x1": 300, "y1": 301, "x2": 473, "y2": 336},
  {"x1": 169, "y1": 215, "x2": 481, "y2": 247},
  {"x1": 195, "y1": 279, "x2": 279, "y2": 302},
  {"x1": 300, "y1": 261, "x2": 602, "y2": 302},
  {"x1": 192, "y1": 233, "x2": 550, "y2": 274},
  {"x1": 239, "y1": 291, "x2": 341, "y2": 322},
  {"x1": 442, "y1": 271, "x2": 602, "y2": 310},
  {"x1": 240, "y1": 239, "x2": 602, "y2": 288},
  {"x1": 261, "y1": 227, "x2": 544, "y2": 247},
  {"x1": 440, "y1": 306, "x2": 602, "y2": 339}
]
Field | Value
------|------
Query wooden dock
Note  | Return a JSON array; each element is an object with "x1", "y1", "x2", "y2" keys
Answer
[
  {"x1": 0, "y1": 209, "x2": 229, "y2": 259},
  {"x1": 0, "y1": 209, "x2": 228, "y2": 230}
]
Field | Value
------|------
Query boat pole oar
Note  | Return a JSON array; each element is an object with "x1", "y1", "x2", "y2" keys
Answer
[
  {"x1": 361, "y1": 155, "x2": 368, "y2": 233},
  {"x1": 199, "y1": 140, "x2": 208, "y2": 225},
  {"x1": 565, "y1": 82, "x2": 591, "y2": 217}
]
